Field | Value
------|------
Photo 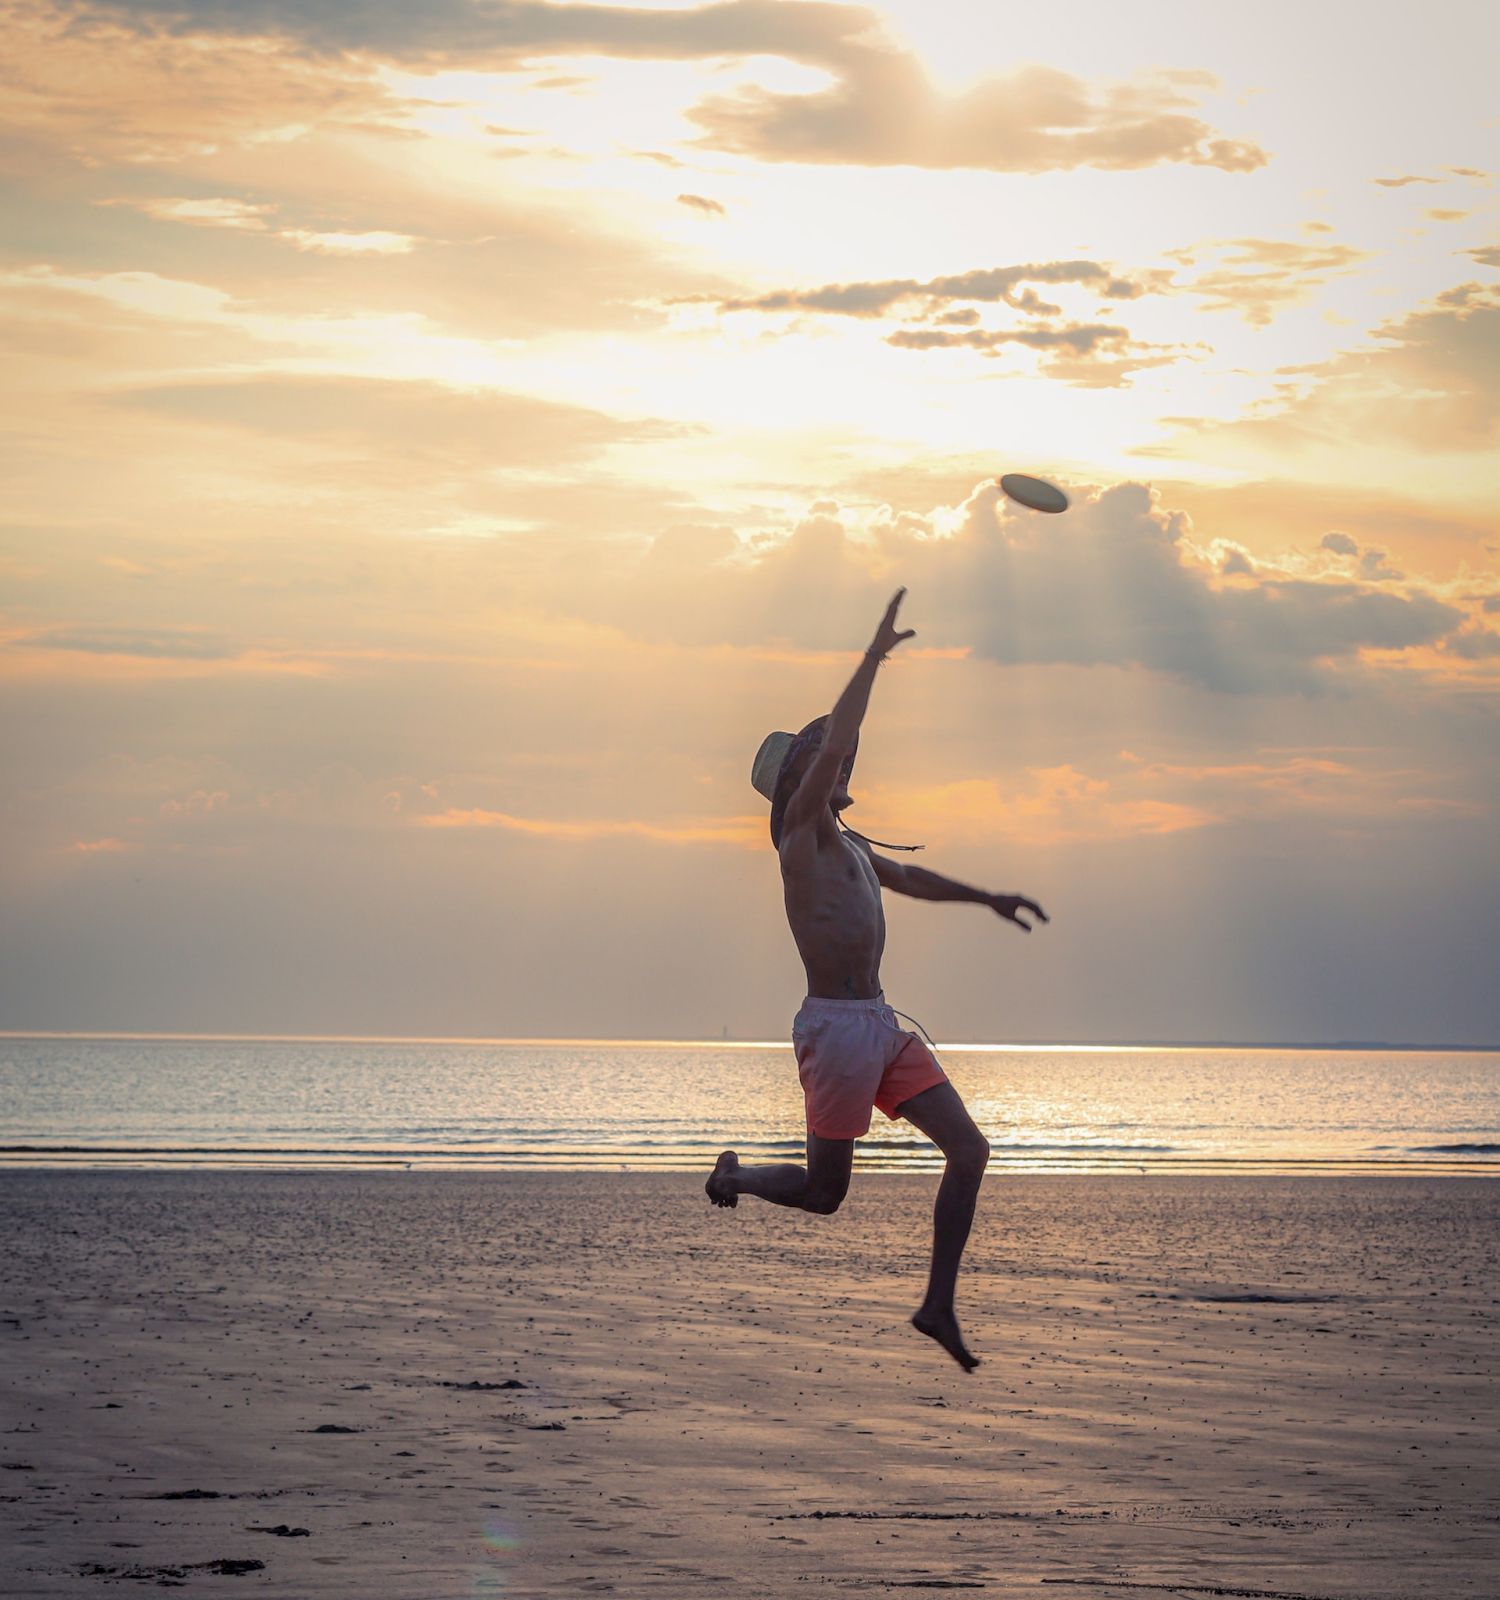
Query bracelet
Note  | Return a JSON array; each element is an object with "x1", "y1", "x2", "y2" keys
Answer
[{"x1": 865, "y1": 648, "x2": 887, "y2": 664}]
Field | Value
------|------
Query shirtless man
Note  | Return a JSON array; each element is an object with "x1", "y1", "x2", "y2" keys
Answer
[{"x1": 706, "y1": 589, "x2": 1048, "y2": 1371}]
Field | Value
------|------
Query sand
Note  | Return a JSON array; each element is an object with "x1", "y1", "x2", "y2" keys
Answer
[{"x1": 1, "y1": 1170, "x2": 1497, "y2": 1599}]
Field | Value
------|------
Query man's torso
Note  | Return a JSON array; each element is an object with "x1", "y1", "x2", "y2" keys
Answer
[{"x1": 779, "y1": 813, "x2": 885, "y2": 999}]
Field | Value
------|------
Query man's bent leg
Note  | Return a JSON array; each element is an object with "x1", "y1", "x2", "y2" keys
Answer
[
  {"x1": 706, "y1": 1133, "x2": 853, "y2": 1213},
  {"x1": 896, "y1": 1081, "x2": 990, "y2": 1370}
]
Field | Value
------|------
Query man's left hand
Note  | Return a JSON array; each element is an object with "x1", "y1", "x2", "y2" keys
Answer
[{"x1": 991, "y1": 894, "x2": 1048, "y2": 932}]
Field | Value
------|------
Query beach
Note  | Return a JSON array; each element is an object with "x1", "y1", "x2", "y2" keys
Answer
[{"x1": 2, "y1": 1170, "x2": 1497, "y2": 1598}]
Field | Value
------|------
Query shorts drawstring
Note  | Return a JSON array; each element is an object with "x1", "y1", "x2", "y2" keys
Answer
[{"x1": 887, "y1": 1006, "x2": 940, "y2": 1057}]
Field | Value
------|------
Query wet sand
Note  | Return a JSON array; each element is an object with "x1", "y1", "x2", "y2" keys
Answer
[{"x1": 2, "y1": 1170, "x2": 1497, "y2": 1598}]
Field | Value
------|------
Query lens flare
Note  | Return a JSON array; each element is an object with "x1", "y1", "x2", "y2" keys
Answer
[{"x1": 482, "y1": 1516, "x2": 520, "y2": 1552}]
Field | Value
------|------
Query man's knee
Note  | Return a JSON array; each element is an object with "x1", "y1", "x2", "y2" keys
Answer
[
  {"x1": 950, "y1": 1132, "x2": 990, "y2": 1178},
  {"x1": 802, "y1": 1185, "x2": 846, "y2": 1215}
]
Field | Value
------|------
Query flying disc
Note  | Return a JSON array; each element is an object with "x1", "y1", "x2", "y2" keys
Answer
[{"x1": 999, "y1": 473, "x2": 1068, "y2": 514}]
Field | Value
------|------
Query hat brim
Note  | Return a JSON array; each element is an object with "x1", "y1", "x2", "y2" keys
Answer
[{"x1": 751, "y1": 730, "x2": 796, "y2": 801}]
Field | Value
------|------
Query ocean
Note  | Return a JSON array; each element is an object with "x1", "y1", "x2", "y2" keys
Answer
[{"x1": 1, "y1": 1035, "x2": 1497, "y2": 1174}]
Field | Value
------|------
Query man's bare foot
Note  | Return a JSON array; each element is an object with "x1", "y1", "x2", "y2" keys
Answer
[
  {"x1": 912, "y1": 1306, "x2": 978, "y2": 1371},
  {"x1": 705, "y1": 1150, "x2": 740, "y2": 1208}
]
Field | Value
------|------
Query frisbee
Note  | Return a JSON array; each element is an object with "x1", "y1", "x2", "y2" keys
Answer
[{"x1": 999, "y1": 473, "x2": 1068, "y2": 514}]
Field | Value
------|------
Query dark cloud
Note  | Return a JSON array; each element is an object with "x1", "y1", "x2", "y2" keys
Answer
[
  {"x1": 73, "y1": 0, "x2": 872, "y2": 66},
  {"x1": 536, "y1": 480, "x2": 1465, "y2": 696},
  {"x1": 676, "y1": 192, "x2": 725, "y2": 216},
  {"x1": 880, "y1": 323, "x2": 1188, "y2": 388},
  {"x1": 1357, "y1": 547, "x2": 1403, "y2": 583},
  {"x1": 1445, "y1": 624, "x2": 1500, "y2": 660},
  {"x1": 719, "y1": 259, "x2": 1151, "y2": 317},
  {"x1": 887, "y1": 322, "x2": 1129, "y2": 354},
  {"x1": 1320, "y1": 531, "x2": 1358, "y2": 557},
  {"x1": 712, "y1": 259, "x2": 1177, "y2": 385},
  {"x1": 1220, "y1": 547, "x2": 1254, "y2": 577},
  {"x1": 902, "y1": 484, "x2": 1460, "y2": 693}
]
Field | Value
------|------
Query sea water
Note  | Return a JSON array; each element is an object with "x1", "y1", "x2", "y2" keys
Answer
[{"x1": 1, "y1": 1036, "x2": 1497, "y2": 1173}]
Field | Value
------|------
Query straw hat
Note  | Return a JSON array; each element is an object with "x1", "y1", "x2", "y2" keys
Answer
[{"x1": 751, "y1": 729, "x2": 797, "y2": 801}]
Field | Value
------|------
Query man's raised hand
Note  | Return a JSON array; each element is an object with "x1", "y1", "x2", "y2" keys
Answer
[
  {"x1": 991, "y1": 894, "x2": 1049, "y2": 933},
  {"x1": 869, "y1": 588, "x2": 916, "y2": 660}
]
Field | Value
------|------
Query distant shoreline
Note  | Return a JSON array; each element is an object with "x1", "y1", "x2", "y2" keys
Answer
[{"x1": 2, "y1": 1031, "x2": 1497, "y2": 1052}]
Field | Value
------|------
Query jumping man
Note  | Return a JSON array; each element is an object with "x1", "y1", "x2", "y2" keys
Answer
[{"x1": 706, "y1": 588, "x2": 1048, "y2": 1370}]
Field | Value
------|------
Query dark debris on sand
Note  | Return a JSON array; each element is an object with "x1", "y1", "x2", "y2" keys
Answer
[
  {"x1": 78, "y1": 1557, "x2": 266, "y2": 1584},
  {"x1": 435, "y1": 1378, "x2": 527, "y2": 1390}
]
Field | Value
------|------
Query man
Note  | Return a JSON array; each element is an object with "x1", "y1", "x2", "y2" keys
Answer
[{"x1": 706, "y1": 589, "x2": 1048, "y2": 1371}]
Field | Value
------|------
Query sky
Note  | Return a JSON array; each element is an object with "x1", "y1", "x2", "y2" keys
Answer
[{"x1": 2, "y1": 0, "x2": 1498, "y2": 1043}]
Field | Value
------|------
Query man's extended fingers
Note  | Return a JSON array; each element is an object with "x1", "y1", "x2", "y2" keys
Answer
[{"x1": 996, "y1": 896, "x2": 1047, "y2": 931}]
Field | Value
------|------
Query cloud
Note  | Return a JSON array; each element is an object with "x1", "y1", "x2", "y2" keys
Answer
[
  {"x1": 1373, "y1": 174, "x2": 1440, "y2": 188},
  {"x1": 1363, "y1": 285, "x2": 1500, "y2": 448},
  {"x1": 880, "y1": 322, "x2": 1187, "y2": 387},
  {"x1": 869, "y1": 767, "x2": 1211, "y2": 847},
  {"x1": 69, "y1": 0, "x2": 870, "y2": 63},
  {"x1": 107, "y1": 196, "x2": 420, "y2": 255},
  {"x1": 1320, "y1": 531, "x2": 1358, "y2": 557},
  {"x1": 692, "y1": 54, "x2": 1266, "y2": 175},
  {"x1": 1154, "y1": 281, "x2": 1500, "y2": 457},
  {"x1": 415, "y1": 807, "x2": 761, "y2": 846},
  {"x1": 280, "y1": 229, "x2": 418, "y2": 255},
  {"x1": 886, "y1": 322, "x2": 1129, "y2": 353},
  {"x1": 712, "y1": 259, "x2": 1180, "y2": 384},
  {"x1": 881, "y1": 747, "x2": 1491, "y2": 852},
  {"x1": 1469, "y1": 246, "x2": 1500, "y2": 268},
  {"x1": 110, "y1": 375, "x2": 674, "y2": 466},
  {"x1": 533, "y1": 480, "x2": 1465, "y2": 696},
  {"x1": 120, "y1": 197, "x2": 274, "y2": 231},
  {"x1": 899, "y1": 484, "x2": 1462, "y2": 692},
  {"x1": 1357, "y1": 547, "x2": 1402, "y2": 583},
  {"x1": 1171, "y1": 237, "x2": 1370, "y2": 326},
  {"x1": 1121, "y1": 751, "x2": 1484, "y2": 825},
  {"x1": 719, "y1": 260, "x2": 1153, "y2": 318},
  {"x1": 5, "y1": 15, "x2": 724, "y2": 342},
  {"x1": 1219, "y1": 546, "x2": 1254, "y2": 577},
  {"x1": 5, "y1": 2, "x2": 400, "y2": 168},
  {"x1": 20, "y1": 626, "x2": 237, "y2": 660},
  {"x1": 1444, "y1": 624, "x2": 1500, "y2": 660},
  {"x1": 72, "y1": 0, "x2": 1266, "y2": 176},
  {"x1": 676, "y1": 193, "x2": 725, "y2": 217}
]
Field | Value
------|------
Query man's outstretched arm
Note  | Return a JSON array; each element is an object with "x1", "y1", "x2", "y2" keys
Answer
[
  {"x1": 868, "y1": 853, "x2": 1049, "y2": 933},
  {"x1": 783, "y1": 589, "x2": 915, "y2": 834}
]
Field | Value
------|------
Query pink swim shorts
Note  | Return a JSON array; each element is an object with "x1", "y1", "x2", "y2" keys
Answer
[{"x1": 792, "y1": 994, "x2": 949, "y2": 1140}]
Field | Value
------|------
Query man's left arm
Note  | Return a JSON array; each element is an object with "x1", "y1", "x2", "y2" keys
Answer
[{"x1": 868, "y1": 853, "x2": 1049, "y2": 933}]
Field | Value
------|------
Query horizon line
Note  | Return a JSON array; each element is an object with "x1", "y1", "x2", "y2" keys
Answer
[{"x1": 1, "y1": 1031, "x2": 1496, "y2": 1053}]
